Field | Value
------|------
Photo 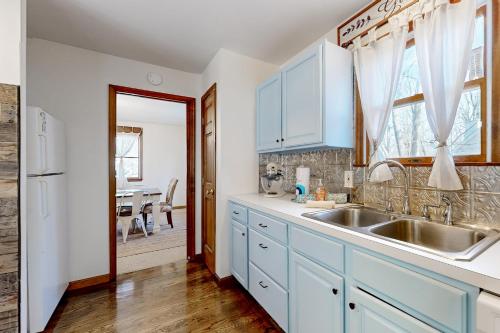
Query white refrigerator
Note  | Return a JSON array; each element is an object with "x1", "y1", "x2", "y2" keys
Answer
[{"x1": 27, "y1": 106, "x2": 69, "y2": 332}]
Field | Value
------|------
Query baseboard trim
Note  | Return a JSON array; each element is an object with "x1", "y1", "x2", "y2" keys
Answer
[
  {"x1": 214, "y1": 274, "x2": 237, "y2": 289},
  {"x1": 67, "y1": 274, "x2": 111, "y2": 292}
]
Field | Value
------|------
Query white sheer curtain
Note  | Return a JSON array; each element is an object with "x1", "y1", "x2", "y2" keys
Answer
[
  {"x1": 116, "y1": 132, "x2": 139, "y2": 189},
  {"x1": 353, "y1": 13, "x2": 409, "y2": 182},
  {"x1": 413, "y1": 0, "x2": 476, "y2": 190}
]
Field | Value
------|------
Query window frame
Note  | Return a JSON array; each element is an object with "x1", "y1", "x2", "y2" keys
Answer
[
  {"x1": 116, "y1": 125, "x2": 143, "y2": 182},
  {"x1": 354, "y1": 5, "x2": 493, "y2": 167}
]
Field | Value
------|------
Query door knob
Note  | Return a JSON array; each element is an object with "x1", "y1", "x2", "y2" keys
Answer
[
  {"x1": 332, "y1": 288, "x2": 338, "y2": 295},
  {"x1": 349, "y1": 303, "x2": 356, "y2": 310}
]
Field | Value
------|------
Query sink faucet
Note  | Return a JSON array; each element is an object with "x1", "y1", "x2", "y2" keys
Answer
[
  {"x1": 441, "y1": 195, "x2": 453, "y2": 226},
  {"x1": 422, "y1": 194, "x2": 453, "y2": 226},
  {"x1": 368, "y1": 160, "x2": 411, "y2": 215}
]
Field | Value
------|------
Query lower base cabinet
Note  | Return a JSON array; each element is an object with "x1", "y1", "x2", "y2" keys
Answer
[
  {"x1": 348, "y1": 287, "x2": 439, "y2": 333},
  {"x1": 229, "y1": 202, "x2": 478, "y2": 333},
  {"x1": 289, "y1": 252, "x2": 344, "y2": 333},
  {"x1": 230, "y1": 220, "x2": 248, "y2": 289},
  {"x1": 249, "y1": 262, "x2": 288, "y2": 331}
]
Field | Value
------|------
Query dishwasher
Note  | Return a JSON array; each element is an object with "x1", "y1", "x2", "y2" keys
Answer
[{"x1": 478, "y1": 291, "x2": 500, "y2": 333}]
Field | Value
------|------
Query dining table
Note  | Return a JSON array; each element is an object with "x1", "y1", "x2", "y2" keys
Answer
[{"x1": 116, "y1": 186, "x2": 163, "y2": 234}]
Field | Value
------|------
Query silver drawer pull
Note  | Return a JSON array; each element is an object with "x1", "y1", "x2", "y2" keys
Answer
[
  {"x1": 259, "y1": 281, "x2": 268, "y2": 289},
  {"x1": 258, "y1": 243, "x2": 268, "y2": 249},
  {"x1": 258, "y1": 223, "x2": 268, "y2": 228}
]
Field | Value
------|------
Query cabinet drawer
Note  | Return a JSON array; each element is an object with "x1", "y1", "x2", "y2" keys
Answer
[
  {"x1": 249, "y1": 210, "x2": 287, "y2": 244},
  {"x1": 291, "y1": 226, "x2": 344, "y2": 273},
  {"x1": 230, "y1": 203, "x2": 247, "y2": 224},
  {"x1": 249, "y1": 229, "x2": 288, "y2": 288},
  {"x1": 352, "y1": 250, "x2": 467, "y2": 332},
  {"x1": 249, "y1": 262, "x2": 288, "y2": 331}
]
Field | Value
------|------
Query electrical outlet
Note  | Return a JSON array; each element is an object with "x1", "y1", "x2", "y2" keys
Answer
[{"x1": 344, "y1": 170, "x2": 354, "y2": 188}]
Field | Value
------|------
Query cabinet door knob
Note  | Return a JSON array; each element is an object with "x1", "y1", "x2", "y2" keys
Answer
[
  {"x1": 241, "y1": 232, "x2": 245, "y2": 236},
  {"x1": 276, "y1": 139, "x2": 279, "y2": 143},
  {"x1": 281, "y1": 138, "x2": 284, "y2": 142},
  {"x1": 332, "y1": 288, "x2": 338, "y2": 295},
  {"x1": 349, "y1": 302, "x2": 356, "y2": 310}
]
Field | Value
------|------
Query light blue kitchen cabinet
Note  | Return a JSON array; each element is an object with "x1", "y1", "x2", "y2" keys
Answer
[
  {"x1": 256, "y1": 73, "x2": 282, "y2": 151},
  {"x1": 281, "y1": 46, "x2": 322, "y2": 148},
  {"x1": 228, "y1": 201, "x2": 479, "y2": 333},
  {"x1": 230, "y1": 220, "x2": 248, "y2": 289},
  {"x1": 289, "y1": 252, "x2": 343, "y2": 333},
  {"x1": 256, "y1": 40, "x2": 353, "y2": 152},
  {"x1": 348, "y1": 287, "x2": 439, "y2": 333}
]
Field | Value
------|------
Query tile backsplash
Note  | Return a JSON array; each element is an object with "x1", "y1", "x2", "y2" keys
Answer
[
  {"x1": 259, "y1": 148, "x2": 500, "y2": 228},
  {"x1": 259, "y1": 149, "x2": 353, "y2": 195}
]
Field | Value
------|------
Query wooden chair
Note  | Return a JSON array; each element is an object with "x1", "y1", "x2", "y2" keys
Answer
[
  {"x1": 143, "y1": 178, "x2": 178, "y2": 228},
  {"x1": 117, "y1": 191, "x2": 148, "y2": 243}
]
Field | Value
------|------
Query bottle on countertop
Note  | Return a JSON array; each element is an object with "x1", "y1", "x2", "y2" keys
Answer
[{"x1": 315, "y1": 178, "x2": 327, "y2": 201}]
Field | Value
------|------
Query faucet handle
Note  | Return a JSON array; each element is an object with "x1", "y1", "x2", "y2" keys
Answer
[
  {"x1": 422, "y1": 205, "x2": 431, "y2": 220},
  {"x1": 386, "y1": 200, "x2": 394, "y2": 213},
  {"x1": 421, "y1": 203, "x2": 440, "y2": 220}
]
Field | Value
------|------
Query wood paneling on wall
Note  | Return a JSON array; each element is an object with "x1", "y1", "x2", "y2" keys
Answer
[{"x1": 0, "y1": 84, "x2": 19, "y2": 332}]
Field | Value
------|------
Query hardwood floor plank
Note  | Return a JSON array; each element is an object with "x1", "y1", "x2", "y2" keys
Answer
[{"x1": 45, "y1": 261, "x2": 282, "y2": 333}]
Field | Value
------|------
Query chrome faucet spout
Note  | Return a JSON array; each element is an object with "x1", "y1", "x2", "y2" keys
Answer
[
  {"x1": 441, "y1": 195, "x2": 453, "y2": 226},
  {"x1": 367, "y1": 159, "x2": 411, "y2": 215}
]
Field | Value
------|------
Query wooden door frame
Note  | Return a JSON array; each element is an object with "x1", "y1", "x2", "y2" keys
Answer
[
  {"x1": 108, "y1": 84, "x2": 196, "y2": 281},
  {"x1": 201, "y1": 83, "x2": 216, "y2": 267}
]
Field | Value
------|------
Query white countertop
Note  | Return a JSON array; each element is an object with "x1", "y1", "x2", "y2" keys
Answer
[{"x1": 229, "y1": 193, "x2": 500, "y2": 294}]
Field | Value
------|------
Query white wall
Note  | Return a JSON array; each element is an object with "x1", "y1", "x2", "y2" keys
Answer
[
  {"x1": 201, "y1": 49, "x2": 278, "y2": 277},
  {"x1": 0, "y1": 0, "x2": 22, "y2": 85},
  {"x1": 117, "y1": 121, "x2": 187, "y2": 207},
  {"x1": 27, "y1": 38, "x2": 202, "y2": 281}
]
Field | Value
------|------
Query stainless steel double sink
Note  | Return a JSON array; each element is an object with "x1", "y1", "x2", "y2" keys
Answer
[{"x1": 302, "y1": 207, "x2": 500, "y2": 261}]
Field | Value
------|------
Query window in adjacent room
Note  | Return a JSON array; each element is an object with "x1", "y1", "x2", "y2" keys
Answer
[
  {"x1": 361, "y1": 8, "x2": 487, "y2": 165},
  {"x1": 115, "y1": 126, "x2": 143, "y2": 181}
]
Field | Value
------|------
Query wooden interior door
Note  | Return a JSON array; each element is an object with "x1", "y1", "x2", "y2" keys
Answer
[{"x1": 201, "y1": 84, "x2": 217, "y2": 274}]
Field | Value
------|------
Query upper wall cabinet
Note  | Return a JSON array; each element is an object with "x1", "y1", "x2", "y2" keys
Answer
[
  {"x1": 256, "y1": 40, "x2": 353, "y2": 153},
  {"x1": 256, "y1": 74, "x2": 283, "y2": 151}
]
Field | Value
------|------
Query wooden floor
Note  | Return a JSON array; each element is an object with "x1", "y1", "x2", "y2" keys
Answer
[{"x1": 45, "y1": 261, "x2": 282, "y2": 333}]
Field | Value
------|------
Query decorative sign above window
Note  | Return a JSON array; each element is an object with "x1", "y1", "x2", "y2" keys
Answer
[{"x1": 337, "y1": 0, "x2": 417, "y2": 48}]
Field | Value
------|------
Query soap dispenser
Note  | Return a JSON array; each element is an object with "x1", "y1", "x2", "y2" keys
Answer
[{"x1": 315, "y1": 178, "x2": 327, "y2": 201}]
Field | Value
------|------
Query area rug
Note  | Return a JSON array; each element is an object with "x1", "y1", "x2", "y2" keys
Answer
[{"x1": 117, "y1": 209, "x2": 187, "y2": 258}]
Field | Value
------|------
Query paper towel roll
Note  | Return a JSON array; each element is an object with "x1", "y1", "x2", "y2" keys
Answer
[{"x1": 296, "y1": 167, "x2": 310, "y2": 195}]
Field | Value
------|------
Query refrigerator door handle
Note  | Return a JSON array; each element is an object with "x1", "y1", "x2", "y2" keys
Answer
[
  {"x1": 39, "y1": 134, "x2": 48, "y2": 172},
  {"x1": 39, "y1": 180, "x2": 49, "y2": 218}
]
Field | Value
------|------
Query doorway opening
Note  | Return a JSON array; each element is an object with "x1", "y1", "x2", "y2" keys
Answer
[{"x1": 108, "y1": 85, "x2": 196, "y2": 279}]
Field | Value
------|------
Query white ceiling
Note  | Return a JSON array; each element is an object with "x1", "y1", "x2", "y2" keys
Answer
[
  {"x1": 117, "y1": 94, "x2": 186, "y2": 125},
  {"x1": 27, "y1": 0, "x2": 371, "y2": 73}
]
